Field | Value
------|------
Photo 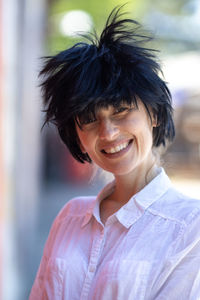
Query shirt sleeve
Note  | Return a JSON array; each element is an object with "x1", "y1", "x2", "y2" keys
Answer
[
  {"x1": 29, "y1": 254, "x2": 48, "y2": 300},
  {"x1": 29, "y1": 255, "x2": 67, "y2": 300},
  {"x1": 29, "y1": 197, "x2": 91, "y2": 299},
  {"x1": 29, "y1": 212, "x2": 64, "y2": 300},
  {"x1": 151, "y1": 209, "x2": 200, "y2": 300}
]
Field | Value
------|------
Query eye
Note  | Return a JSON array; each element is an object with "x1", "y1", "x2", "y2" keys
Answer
[
  {"x1": 79, "y1": 116, "x2": 97, "y2": 126},
  {"x1": 114, "y1": 106, "x2": 130, "y2": 114},
  {"x1": 82, "y1": 117, "x2": 97, "y2": 125},
  {"x1": 78, "y1": 112, "x2": 97, "y2": 126}
]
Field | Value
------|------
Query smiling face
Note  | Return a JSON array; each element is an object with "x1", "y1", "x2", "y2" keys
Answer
[{"x1": 76, "y1": 99, "x2": 157, "y2": 178}]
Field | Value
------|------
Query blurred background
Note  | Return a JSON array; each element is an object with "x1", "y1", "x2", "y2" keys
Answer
[{"x1": 0, "y1": 0, "x2": 200, "y2": 299}]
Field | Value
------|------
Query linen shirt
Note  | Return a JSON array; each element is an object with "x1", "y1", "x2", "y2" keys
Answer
[{"x1": 29, "y1": 168, "x2": 200, "y2": 300}]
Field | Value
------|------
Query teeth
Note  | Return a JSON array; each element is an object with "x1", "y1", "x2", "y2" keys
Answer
[{"x1": 105, "y1": 142, "x2": 129, "y2": 154}]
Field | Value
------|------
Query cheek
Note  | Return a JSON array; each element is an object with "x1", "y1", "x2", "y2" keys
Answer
[
  {"x1": 127, "y1": 119, "x2": 153, "y2": 145},
  {"x1": 124, "y1": 118, "x2": 144, "y2": 132},
  {"x1": 76, "y1": 129, "x2": 88, "y2": 152},
  {"x1": 78, "y1": 132, "x2": 96, "y2": 153},
  {"x1": 140, "y1": 127, "x2": 154, "y2": 151}
]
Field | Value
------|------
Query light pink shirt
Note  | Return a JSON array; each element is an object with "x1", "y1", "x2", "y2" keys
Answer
[{"x1": 29, "y1": 168, "x2": 200, "y2": 300}]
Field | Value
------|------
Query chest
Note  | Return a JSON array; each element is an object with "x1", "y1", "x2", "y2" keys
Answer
[{"x1": 47, "y1": 213, "x2": 182, "y2": 299}]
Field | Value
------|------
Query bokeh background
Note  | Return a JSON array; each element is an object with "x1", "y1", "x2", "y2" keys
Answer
[{"x1": 0, "y1": 0, "x2": 200, "y2": 299}]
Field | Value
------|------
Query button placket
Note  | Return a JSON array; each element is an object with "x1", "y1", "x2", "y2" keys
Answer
[{"x1": 80, "y1": 227, "x2": 105, "y2": 300}]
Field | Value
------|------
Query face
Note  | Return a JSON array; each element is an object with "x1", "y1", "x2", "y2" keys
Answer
[{"x1": 76, "y1": 100, "x2": 157, "y2": 177}]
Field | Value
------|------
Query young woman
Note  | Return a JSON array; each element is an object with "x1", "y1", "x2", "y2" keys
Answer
[{"x1": 30, "y1": 7, "x2": 200, "y2": 300}]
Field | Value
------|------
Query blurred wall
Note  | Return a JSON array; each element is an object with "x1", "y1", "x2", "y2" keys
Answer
[
  {"x1": 0, "y1": 0, "x2": 4, "y2": 298},
  {"x1": 1, "y1": 0, "x2": 47, "y2": 299}
]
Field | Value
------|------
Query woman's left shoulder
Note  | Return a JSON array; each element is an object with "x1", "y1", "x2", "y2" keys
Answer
[
  {"x1": 168, "y1": 187, "x2": 200, "y2": 225},
  {"x1": 155, "y1": 186, "x2": 200, "y2": 226}
]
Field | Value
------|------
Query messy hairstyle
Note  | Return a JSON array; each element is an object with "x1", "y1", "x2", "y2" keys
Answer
[{"x1": 40, "y1": 6, "x2": 175, "y2": 163}]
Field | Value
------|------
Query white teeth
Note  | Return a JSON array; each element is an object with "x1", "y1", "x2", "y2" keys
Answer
[{"x1": 105, "y1": 142, "x2": 129, "y2": 154}]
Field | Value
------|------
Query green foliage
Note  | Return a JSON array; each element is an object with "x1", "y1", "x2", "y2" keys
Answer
[
  {"x1": 47, "y1": 0, "x2": 142, "y2": 53},
  {"x1": 46, "y1": 0, "x2": 195, "y2": 54}
]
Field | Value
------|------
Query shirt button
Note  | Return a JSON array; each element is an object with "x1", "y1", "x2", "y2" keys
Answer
[{"x1": 89, "y1": 265, "x2": 96, "y2": 273}]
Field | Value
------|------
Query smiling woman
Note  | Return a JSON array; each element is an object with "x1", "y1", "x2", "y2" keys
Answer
[
  {"x1": 30, "y1": 6, "x2": 200, "y2": 300},
  {"x1": 76, "y1": 100, "x2": 156, "y2": 179}
]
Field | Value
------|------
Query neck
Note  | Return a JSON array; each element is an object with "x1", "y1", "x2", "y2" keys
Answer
[{"x1": 111, "y1": 156, "x2": 159, "y2": 205}]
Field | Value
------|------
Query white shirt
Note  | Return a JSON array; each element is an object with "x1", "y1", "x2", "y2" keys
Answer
[{"x1": 29, "y1": 168, "x2": 200, "y2": 300}]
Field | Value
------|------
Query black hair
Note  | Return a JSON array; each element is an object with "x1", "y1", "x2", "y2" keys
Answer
[{"x1": 39, "y1": 6, "x2": 175, "y2": 163}]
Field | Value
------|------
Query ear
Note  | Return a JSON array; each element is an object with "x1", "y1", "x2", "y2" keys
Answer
[
  {"x1": 152, "y1": 113, "x2": 158, "y2": 127},
  {"x1": 152, "y1": 118, "x2": 157, "y2": 127}
]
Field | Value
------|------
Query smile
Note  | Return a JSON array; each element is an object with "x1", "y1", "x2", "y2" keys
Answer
[{"x1": 101, "y1": 139, "x2": 133, "y2": 154}]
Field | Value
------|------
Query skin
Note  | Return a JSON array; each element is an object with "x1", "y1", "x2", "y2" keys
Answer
[{"x1": 76, "y1": 99, "x2": 159, "y2": 223}]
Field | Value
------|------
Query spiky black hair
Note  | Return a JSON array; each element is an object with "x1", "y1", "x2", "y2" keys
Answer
[{"x1": 40, "y1": 6, "x2": 175, "y2": 163}]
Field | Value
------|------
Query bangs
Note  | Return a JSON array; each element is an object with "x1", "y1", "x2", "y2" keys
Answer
[{"x1": 75, "y1": 96, "x2": 139, "y2": 128}]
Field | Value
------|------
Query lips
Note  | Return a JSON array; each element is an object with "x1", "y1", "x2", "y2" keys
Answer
[{"x1": 101, "y1": 139, "x2": 133, "y2": 154}]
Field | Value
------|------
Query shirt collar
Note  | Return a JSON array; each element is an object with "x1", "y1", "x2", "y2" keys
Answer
[
  {"x1": 116, "y1": 168, "x2": 172, "y2": 228},
  {"x1": 82, "y1": 168, "x2": 172, "y2": 228},
  {"x1": 81, "y1": 180, "x2": 115, "y2": 227},
  {"x1": 133, "y1": 167, "x2": 172, "y2": 209}
]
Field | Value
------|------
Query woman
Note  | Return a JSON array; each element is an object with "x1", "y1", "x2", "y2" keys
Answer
[{"x1": 30, "y1": 7, "x2": 200, "y2": 300}]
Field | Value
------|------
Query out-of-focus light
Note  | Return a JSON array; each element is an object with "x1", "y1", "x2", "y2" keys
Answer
[
  {"x1": 163, "y1": 53, "x2": 200, "y2": 93},
  {"x1": 59, "y1": 10, "x2": 93, "y2": 37}
]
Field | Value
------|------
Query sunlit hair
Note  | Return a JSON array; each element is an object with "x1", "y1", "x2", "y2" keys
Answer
[{"x1": 39, "y1": 6, "x2": 175, "y2": 163}]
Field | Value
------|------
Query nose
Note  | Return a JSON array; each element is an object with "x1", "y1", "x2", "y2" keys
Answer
[{"x1": 98, "y1": 119, "x2": 119, "y2": 141}]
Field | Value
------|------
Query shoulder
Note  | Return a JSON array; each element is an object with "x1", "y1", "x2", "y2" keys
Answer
[
  {"x1": 56, "y1": 195, "x2": 96, "y2": 222},
  {"x1": 42, "y1": 195, "x2": 96, "y2": 256},
  {"x1": 164, "y1": 189, "x2": 200, "y2": 256},
  {"x1": 152, "y1": 186, "x2": 200, "y2": 226},
  {"x1": 150, "y1": 187, "x2": 200, "y2": 255}
]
